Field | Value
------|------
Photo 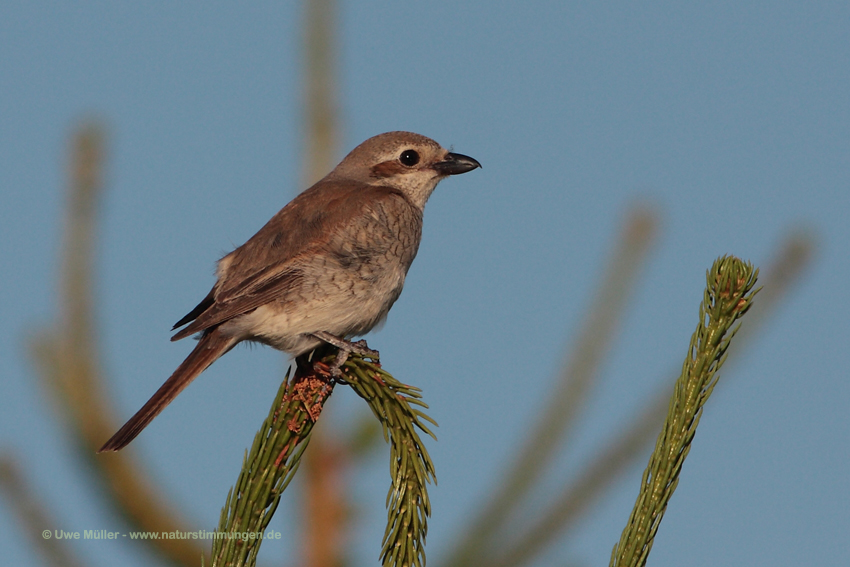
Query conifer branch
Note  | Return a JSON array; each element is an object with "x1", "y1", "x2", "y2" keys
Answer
[
  {"x1": 211, "y1": 358, "x2": 335, "y2": 567},
  {"x1": 32, "y1": 122, "x2": 205, "y2": 566},
  {"x1": 484, "y1": 233, "x2": 810, "y2": 567},
  {"x1": 609, "y1": 256, "x2": 759, "y2": 567},
  {"x1": 0, "y1": 455, "x2": 86, "y2": 567},
  {"x1": 212, "y1": 351, "x2": 436, "y2": 567},
  {"x1": 340, "y1": 356, "x2": 438, "y2": 567}
]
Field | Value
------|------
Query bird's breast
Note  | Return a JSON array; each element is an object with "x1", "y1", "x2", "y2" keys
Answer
[{"x1": 225, "y1": 194, "x2": 422, "y2": 354}]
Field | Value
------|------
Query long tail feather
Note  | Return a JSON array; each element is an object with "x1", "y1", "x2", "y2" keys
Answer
[{"x1": 98, "y1": 329, "x2": 235, "y2": 452}]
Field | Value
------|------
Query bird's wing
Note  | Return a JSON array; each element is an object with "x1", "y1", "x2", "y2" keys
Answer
[
  {"x1": 170, "y1": 262, "x2": 307, "y2": 340},
  {"x1": 171, "y1": 182, "x2": 410, "y2": 340}
]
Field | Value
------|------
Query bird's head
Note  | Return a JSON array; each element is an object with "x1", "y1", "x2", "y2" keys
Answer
[{"x1": 329, "y1": 131, "x2": 480, "y2": 210}]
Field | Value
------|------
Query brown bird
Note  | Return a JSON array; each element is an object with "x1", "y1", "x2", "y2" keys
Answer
[{"x1": 98, "y1": 131, "x2": 480, "y2": 452}]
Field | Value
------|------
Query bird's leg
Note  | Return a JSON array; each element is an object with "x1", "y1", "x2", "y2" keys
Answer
[
  {"x1": 311, "y1": 331, "x2": 379, "y2": 358},
  {"x1": 310, "y1": 331, "x2": 379, "y2": 377}
]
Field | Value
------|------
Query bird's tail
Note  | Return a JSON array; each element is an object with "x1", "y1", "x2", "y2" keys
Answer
[{"x1": 98, "y1": 329, "x2": 235, "y2": 452}]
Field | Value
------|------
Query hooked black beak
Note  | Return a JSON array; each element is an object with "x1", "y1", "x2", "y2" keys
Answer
[{"x1": 434, "y1": 152, "x2": 481, "y2": 176}]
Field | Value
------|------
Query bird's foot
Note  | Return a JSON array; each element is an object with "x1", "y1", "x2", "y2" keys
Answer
[
  {"x1": 310, "y1": 332, "x2": 379, "y2": 378},
  {"x1": 311, "y1": 331, "x2": 379, "y2": 358}
]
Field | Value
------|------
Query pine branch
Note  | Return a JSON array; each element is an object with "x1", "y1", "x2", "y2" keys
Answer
[
  {"x1": 32, "y1": 122, "x2": 205, "y2": 566},
  {"x1": 0, "y1": 455, "x2": 87, "y2": 567},
  {"x1": 299, "y1": 2, "x2": 347, "y2": 566},
  {"x1": 339, "y1": 356, "x2": 438, "y2": 567},
  {"x1": 482, "y1": 232, "x2": 811, "y2": 567},
  {"x1": 211, "y1": 351, "x2": 437, "y2": 567},
  {"x1": 210, "y1": 357, "x2": 335, "y2": 567},
  {"x1": 609, "y1": 256, "x2": 759, "y2": 567}
]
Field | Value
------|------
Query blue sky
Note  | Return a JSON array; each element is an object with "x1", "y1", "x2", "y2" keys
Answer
[{"x1": 2, "y1": 2, "x2": 848, "y2": 566}]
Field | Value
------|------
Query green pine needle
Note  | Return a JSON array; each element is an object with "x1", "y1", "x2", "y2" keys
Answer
[
  {"x1": 210, "y1": 366, "x2": 334, "y2": 566},
  {"x1": 340, "y1": 356, "x2": 438, "y2": 567},
  {"x1": 610, "y1": 256, "x2": 759, "y2": 567},
  {"x1": 210, "y1": 351, "x2": 437, "y2": 567}
]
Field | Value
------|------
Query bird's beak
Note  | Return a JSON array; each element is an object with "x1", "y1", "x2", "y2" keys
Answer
[{"x1": 434, "y1": 152, "x2": 481, "y2": 176}]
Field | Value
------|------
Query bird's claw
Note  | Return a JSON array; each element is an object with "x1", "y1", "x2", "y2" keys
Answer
[
  {"x1": 349, "y1": 339, "x2": 379, "y2": 359},
  {"x1": 309, "y1": 332, "x2": 380, "y2": 380}
]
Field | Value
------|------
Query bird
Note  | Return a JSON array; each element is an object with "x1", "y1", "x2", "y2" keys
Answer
[{"x1": 98, "y1": 131, "x2": 480, "y2": 452}]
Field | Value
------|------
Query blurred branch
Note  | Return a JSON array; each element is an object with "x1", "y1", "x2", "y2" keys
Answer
[
  {"x1": 728, "y1": 231, "x2": 813, "y2": 338},
  {"x1": 0, "y1": 454, "x2": 86, "y2": 567},
  {"x1": 303, "y1": 423, "x2": 350, "y2": 567},
  {"x1": 610, "y1": 257, "x2": 759, "y2": 566},
  {"x1": 29, "y1": 122, "x2": 205, "y2": 566},
  {"x1": 302, "y1": 0, "x2": 338, "y2": 188},
  {"x1": 485, "y1": 231, "x2": 813, "y2": 567},
  {"x1": 445, "y1": 205, "x2": 659, "y2": 567},
  {"x1": 345, "y1": 412, "x2": 385, "y2": 457},
  {"x1": 299, "y1": 2, "x2": 348, "y2": 567}
]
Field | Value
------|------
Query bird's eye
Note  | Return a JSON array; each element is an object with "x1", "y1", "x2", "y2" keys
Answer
[{"x1": 399, "y1": 149, "x2": 420, "y2": 167}]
